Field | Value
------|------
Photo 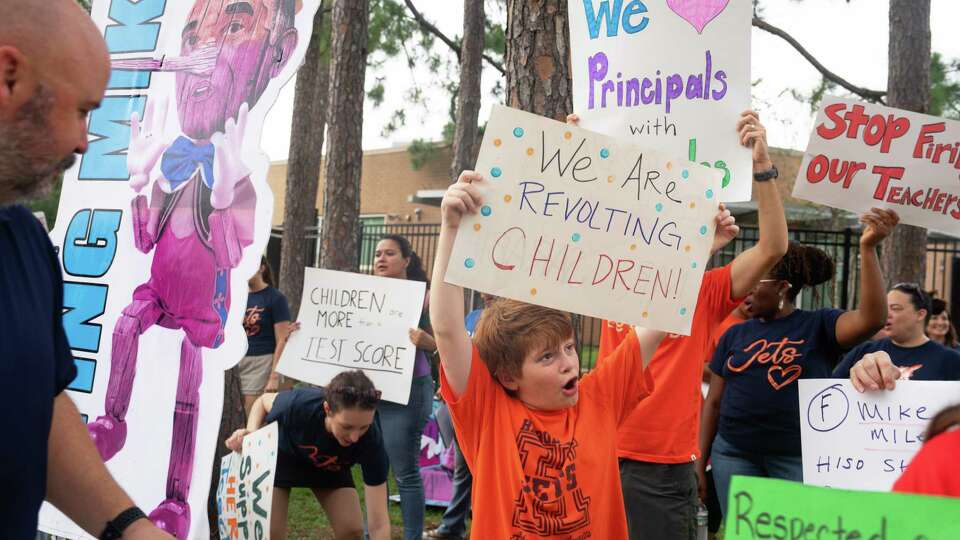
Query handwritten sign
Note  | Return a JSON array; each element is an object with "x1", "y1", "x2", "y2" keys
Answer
[
  {"x1": 794, "y1": 97, "x2": 960, "y2": 235},
  {"x1": 217, "y1": 422, "x2": 278, "y2": 540},
  {"x1": 799, "y1": 379, "x2": 960, "y2": 491},
  {"x1": 569, "y1": 0, "x2": 752, "y2": 202},
  {"x1": 725, "y1": 476, "x2": 960, "y2": 539},
  {"x1": 444, "y1": 105, "x2": 721, "y2": 335},
  {"x1": 276, "y1": 268, "x2": 426, "y2": 404}
]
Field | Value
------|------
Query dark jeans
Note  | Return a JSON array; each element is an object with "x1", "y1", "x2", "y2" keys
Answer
[
  {"x1": 434, "y1": 438, "x2": 472, "y2": 536},
  {"x1": 620, "y1": 459, "x2": 698, "y2": 540},
  {"x1": 710, "y1": 433, "x2": 802, "y2": 518},
  {"x1": 378, "y1": 375, "x2": 433, "y2": 540}
]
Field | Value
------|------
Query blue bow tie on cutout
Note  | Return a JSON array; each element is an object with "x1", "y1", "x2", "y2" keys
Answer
[{"x1": 160, "y1": 136, "x2": 215, "y2": 190}]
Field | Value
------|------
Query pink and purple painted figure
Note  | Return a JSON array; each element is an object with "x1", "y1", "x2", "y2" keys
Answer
[{"x1": 87, "y1": 1, "x2": 300, "y2": 537}]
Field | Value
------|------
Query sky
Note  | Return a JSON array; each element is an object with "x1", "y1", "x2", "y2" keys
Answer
[{"x1": 258, "y1": 0, "x2": 960, "y2": 162}]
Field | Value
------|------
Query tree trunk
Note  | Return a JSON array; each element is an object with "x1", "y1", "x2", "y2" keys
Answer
[
  {"x1": 879, "y1": 0, "x2": 931, "y2": 286},
  {"x1": 320, "y1": 0, "x2": 369, "y2": 272},
  {"x1": 449, "y1": 0, "x2": 485, "y2": 181},
  {"x1": 280, "y1": 7, "x2": 330, "y2": 316},
  {"x1": 206, "y1": 367, "x2": 246, "y2": 539},
  {"x1": 504, "y1": 0, "x2": 572, "y2": 120}
]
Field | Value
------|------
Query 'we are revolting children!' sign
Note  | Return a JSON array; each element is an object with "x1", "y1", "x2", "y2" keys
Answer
[
  {"x1": 794, "y1": 97, "x2": 960, "y2": 235},
  {"x1": 445, "y1": 105, "x2": 723, "y2": 336},
  {"x1": 570, "y1": 0, "x2": 752, "y2": 202}
]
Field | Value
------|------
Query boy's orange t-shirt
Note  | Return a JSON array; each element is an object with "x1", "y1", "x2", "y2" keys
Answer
[
  {"x1": 440, "y1": 329, "x2": 654, "y2": 540},
  {"x1": 597, "y1": 265, "x2": 740, "y2": 463}
]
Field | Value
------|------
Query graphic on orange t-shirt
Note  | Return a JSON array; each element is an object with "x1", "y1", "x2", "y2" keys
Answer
[{"x1": 511, "y1": 420, "x2": 590, "y2": 535}]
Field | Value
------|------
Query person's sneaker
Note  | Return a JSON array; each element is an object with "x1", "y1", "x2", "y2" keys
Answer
[{"x1": 422, "y1": 528, "x2": 464, "y2": 540}]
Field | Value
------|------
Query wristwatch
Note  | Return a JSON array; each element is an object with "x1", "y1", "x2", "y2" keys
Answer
[
  {"x1": 100, "y1": 506, "x2": 147, "y2": 540},
  {"x1": 753, "y1": 165, "x2": 779, "y2": 182}
]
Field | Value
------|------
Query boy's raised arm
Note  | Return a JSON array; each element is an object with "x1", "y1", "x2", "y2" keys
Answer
[{"x1": 430, "y1": 171, "x2": 484, "y2": 397}]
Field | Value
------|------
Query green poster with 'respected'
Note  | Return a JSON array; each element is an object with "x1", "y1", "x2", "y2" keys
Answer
[{"x1": 725, "y1": 476, "x2": 960, "y2": 539}]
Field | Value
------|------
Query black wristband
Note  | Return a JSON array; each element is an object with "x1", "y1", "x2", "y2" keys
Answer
[
  {"x1": 753, "y1": 165, "x2": 779, "y2": 182},
  {"x1": 100, "y1": 506, "x2": 146, "y2": 540}
]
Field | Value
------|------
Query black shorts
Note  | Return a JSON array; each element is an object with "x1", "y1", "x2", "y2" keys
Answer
[{"x1": 274, "y1": 453, "x2": 355, "y2": 490}]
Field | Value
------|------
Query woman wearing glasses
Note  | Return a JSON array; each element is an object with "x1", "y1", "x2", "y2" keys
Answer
[
  {"x1": 698, "y1": 208, "x2": 899, "y2": 518},
  {"x1": 226, "y1": 370, "x2": 391, "y2": 540},
  {"x1": 836, "y1": 284, "x2": 960, "y2": 388}
]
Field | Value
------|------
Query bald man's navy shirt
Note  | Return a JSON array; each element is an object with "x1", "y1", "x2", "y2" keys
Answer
[{"x1": 0, "y1": 204, "x2": 77, "y2": 539}]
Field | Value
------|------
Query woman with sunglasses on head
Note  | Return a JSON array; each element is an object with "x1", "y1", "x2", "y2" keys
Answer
[
  {"x1": 836, "y1": 284, "x2": 960, "y2": 391},
  {"x1": 225, "y1": 370, "x2": 390, "y2": 540},
  {"x1": 698, "y1": 208, "x2": 899, "y2": 518},
  {"x1": 371, "y1": 234, "x2": 436, "y2": 540},
  {"x1": 927, "y1": 298, "x2": 959, "y2": 351}
]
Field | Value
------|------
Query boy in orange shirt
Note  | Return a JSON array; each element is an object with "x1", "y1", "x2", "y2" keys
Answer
[{"x1": 430, "y1": 170, "x2": 668, "y2": 539}]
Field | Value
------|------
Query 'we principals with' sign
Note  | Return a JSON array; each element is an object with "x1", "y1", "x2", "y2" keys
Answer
[
  {"x1": 570, "y1": 0, "x2": 753, "y2": 202},
  {"x1": 445, "y1": 105, "x2": 722, "y2": 336}
]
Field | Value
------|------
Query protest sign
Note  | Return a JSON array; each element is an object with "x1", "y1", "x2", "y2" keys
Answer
[
  {"x1": 444, "y1": 105, "x2": 722, "y2": 335},
  {"x1": 217, "y1": 423, "x2": 279, "y2": 540},
  {"x1": 277, "y1": 268, "x2": 426, "y2": 404},
  {"x1": 40, "y1": 1, "x2": 319, "y2": 538},
  {"x1": 725, "y1": 476, "x2": 960, "y2": 539},
  {"x1": 794, "y1": 97, "x2": 960, "y2": 235},
  {"x1": 799, "y1": 379, "x2": 960, "y2": 491},
  {"x1": 570, "y1": 0, "x2": 752, "y2": 202}
]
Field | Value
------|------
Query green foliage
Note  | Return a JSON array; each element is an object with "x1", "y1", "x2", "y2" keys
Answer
[
  {"x1": 929, "y1": 52, "x2": 960, "y2": 118},
  {"x1": 76, "y1": 0, "x2": 91, "y2": 13},
  {"x1": 23, "y1": 177, "x2": 63, "y2": 230}
]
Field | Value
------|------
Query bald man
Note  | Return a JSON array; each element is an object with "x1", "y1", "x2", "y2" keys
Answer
[{"x1": 0, "y1": 1, "x2": 172, "y2": 539}]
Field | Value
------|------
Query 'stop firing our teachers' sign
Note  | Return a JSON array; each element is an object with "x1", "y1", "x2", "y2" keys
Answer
[
  {"x1": 445, "y1": 105, "x2": 722, "y2": 336},
  {"x1": 569, "y1": 0, "x2": 752, "y2": 202},
  {"x1": 794, "y1": 97, "x2": 960, "y2": 236}
]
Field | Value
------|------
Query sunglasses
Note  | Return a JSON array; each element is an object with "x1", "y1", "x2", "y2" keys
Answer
[{"x1": 892, "y1": 282, "x2": 931, "y2": 310}]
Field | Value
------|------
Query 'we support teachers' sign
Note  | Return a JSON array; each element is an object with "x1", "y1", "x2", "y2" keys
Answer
[
  {"x1": 276, "y1": 268, "x2": 426, "y2": 404},
  {"x1": 794, "y1": 97, "x2": 960, "y2": 235},
  {"x1": 217, "y1": 423, "x2": 278, "y2": 540},
  {"x1": 570, "y1": 0, "x2": 752, "y2": 202},
  {"x1": 445, "y1": 105, "x2": 722, "y2": 336},
  {"x1": 799, "y1": 379, "x2": 960, "y2": 491}
]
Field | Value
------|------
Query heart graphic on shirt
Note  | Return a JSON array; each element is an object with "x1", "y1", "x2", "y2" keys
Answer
[
  {"x1": 666, "y1": 0, "x2": 730, "y2": 34},
  {"x1": 767, "y1": 365, "x2": 802, "y2": 390}
]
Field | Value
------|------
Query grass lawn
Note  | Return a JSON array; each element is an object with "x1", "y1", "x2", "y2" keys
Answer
[{"x1": 285, "y1": 468, "x2": 448, "y2": 539}]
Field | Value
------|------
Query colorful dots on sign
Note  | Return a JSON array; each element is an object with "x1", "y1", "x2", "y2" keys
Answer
[
  {"x1": 464, "y1": 258, "x2": 476, "y2": 269},
  {"x1": 572, "y1": 233, "x2": 581, "y2": 242},
  {"x1": 700, "y1": 225, "x2": 708, "y2": 235},
  {"x1": 705, "y1": 189, "x2": 714, "y2": 199},
  {"x1": 513, "y1": 127, "x2": 524, "y2": 138},
  {"x1": 682, "y1": 169, "x2": 689, "y2": 179},
  {"x1": 481, "y1": 205, "x2": 492, "y2": 216},
  {"x1": 491, "y1": 167, "x2": 502, "y2": 178},
  {"x1": 600, "y1": 148, "x2": 610, "y2": 159}
]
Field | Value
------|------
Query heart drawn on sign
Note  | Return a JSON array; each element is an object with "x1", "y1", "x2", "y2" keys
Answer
[
  {"x1": 767, "y1": 364, "x2": 802, "y2": 390},
  {"x1": 666, "y1": 0, "x2": 730, "y2": 34}
]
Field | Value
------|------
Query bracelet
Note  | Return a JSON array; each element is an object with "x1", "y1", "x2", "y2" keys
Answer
[
  {"x1": 100, "y1": 506, "x2": 146, "y2": 540},
  {"x1": 753, "y1": 165, "x2": 779, "y2": 182}
]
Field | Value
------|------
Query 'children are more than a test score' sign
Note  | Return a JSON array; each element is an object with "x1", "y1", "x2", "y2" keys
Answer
[
  {"x1": 724, "y1": 476, "x2": 960, "y2": 540},
  {"x1": 445, "y1": 105, "x2": 722, "y2": 336},
  {"x1": 217, "y1": 422, "x2": 278, "y2": 540},
  {"x1": 570, "y1": 0, "x2": 752, "y2": 202},
  {"x1": 799, "y1": 379, "x2": 960, "y2": 491},
  {"x1": 794, "y1": 97, "x2": 960, "y2": 235},
  {"x1": 277, "y1": 268, "x2": 426, "y2": 405}
]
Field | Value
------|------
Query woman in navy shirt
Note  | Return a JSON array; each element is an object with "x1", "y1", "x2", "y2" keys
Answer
[
  {"x1": 226, "y1": 370, "x2": 390, "y2": 539},
  {"x1": 698, "y1": 209, "x2": 898, "y2": 517}
]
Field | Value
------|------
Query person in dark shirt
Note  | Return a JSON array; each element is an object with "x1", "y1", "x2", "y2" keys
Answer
[
  {"x1": 0, "y1": 1, "x2": 172, "y2": 538},
  {"x1": 927, "y1": 297, "x2": 959, "y2": 350},
  {"x1": 699, "y1": 209, "x2": 898, "y2": 518},
  {"x1": 226, "y1": 370, "x2": 390, "y2": 539},
  {"x1": 837, "y1": 283, "x2": 960, "y2": 387},
  {"x1": 240, "y1": 256, "x2": 293, "y2": 414}
]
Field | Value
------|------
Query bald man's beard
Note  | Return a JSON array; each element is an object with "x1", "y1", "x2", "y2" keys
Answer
[{"x1": 0, "y1": 84, "x2": 75, "y2": 205}]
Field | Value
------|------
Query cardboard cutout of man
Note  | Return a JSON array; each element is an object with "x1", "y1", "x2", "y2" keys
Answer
[{"x1": 86, "y1": 1, "x2": 299, "y2": 536}]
